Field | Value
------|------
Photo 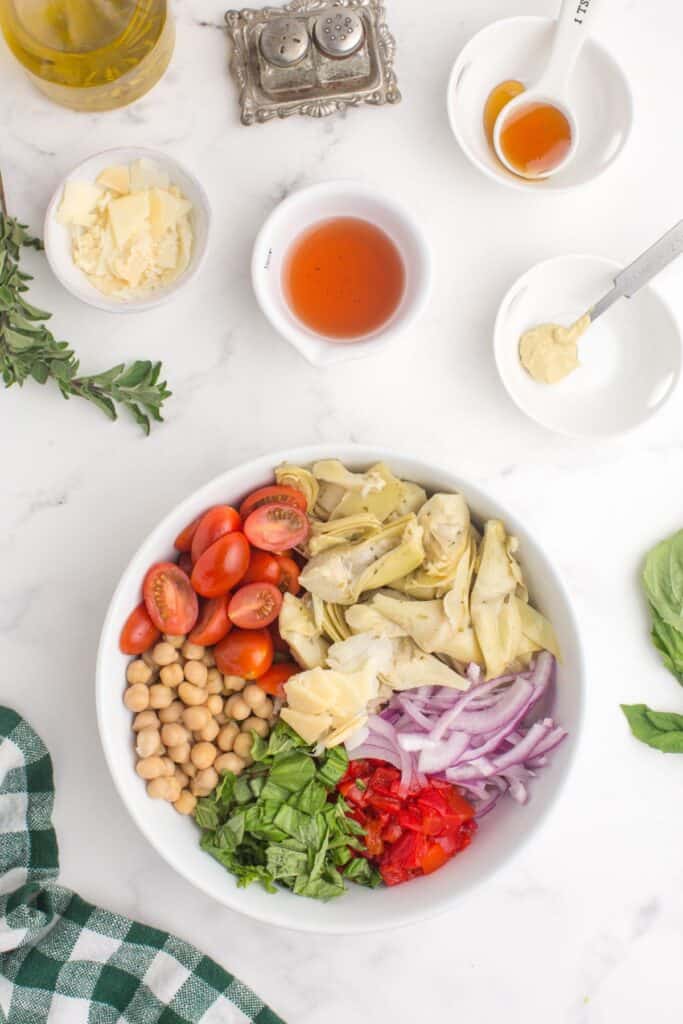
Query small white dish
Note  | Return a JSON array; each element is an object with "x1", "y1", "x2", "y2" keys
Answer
[
  {"x1": 97, "y1": 444, "x2": 584, "y2": 934},
  {"x1": 494, "y1": 254, "x2": 682, "y2": 437},
  {"x1": 44, "y1": 146, "x2": 211, "y2": 314},
  {"x1": 251, "y1": 181, "x2": 432, "y2": 366},
  {"x1": 447, "y1": 16, "x2": 633, "y2": 192}
]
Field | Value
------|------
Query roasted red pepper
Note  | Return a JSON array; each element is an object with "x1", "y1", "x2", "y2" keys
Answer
[{"x1": 337, "y1": 759, "x2": 477, "y2": 886}]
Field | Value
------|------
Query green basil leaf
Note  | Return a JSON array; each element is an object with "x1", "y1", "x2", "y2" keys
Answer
[
  {"x1": 266, "y1": 845, "x2": 308, "y2": 879},
  {"x1": 194, "y1": 799, "x2": 220, "y2": 831},
  {"x1": 266, "y1": 721, "x2": 306, "y2": 758},
  {"x1": 269, "y1": 751, "x2": 316, "y2": 792},
  {"x1": 292, "y1": 779, "x2": 328, "y2": 815},
  {"x1": 317, "y1": 745, "x2": 349, "y2": 789},
  {"x1": 643, "y1": 531, "x2": 683, "y2": 632},
  {"x1": 259, "y1": 780, "x2": 291, "y2": 805},
  {"x1": 344, "y1": 858, "x2": 383, "y2": 888},
  {"x1": 250, "y1": 733, "x2": 269, "y2": 762},
  {"x1": 621, "y1": 703, "x2": 683, "y2": 753},
  {"x1": 650, "y1": 605, "x2": 683, "y2": 684}
]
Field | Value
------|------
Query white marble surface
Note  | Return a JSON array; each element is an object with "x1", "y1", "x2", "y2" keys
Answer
[{"x1": 2, "y1": 1, "x2": 683, "y2": 1020}]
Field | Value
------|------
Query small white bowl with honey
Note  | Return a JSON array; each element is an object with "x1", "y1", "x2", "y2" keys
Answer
[
  {"x1": 447, "y1": 16, "x2": 633, "y2": 192},
  {"x1": 44, "y1": 147, "x2": 211, "y2": 313}
]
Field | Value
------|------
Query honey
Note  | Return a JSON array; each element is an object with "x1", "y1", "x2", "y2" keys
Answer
[
  {"x1": 282, "y1": 217, "x2": 405, "y2": 342},
  {"x1": 484, "y1": 80, "x2": 573, "y2": 177}
]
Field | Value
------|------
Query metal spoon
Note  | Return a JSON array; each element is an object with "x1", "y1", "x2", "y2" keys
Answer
[
  {"x1": 493, "y1": 0, "x2": 601, "y2": 179},
  {"x1": 588, "y1": 220, "x2": 683, "y2": 323}
]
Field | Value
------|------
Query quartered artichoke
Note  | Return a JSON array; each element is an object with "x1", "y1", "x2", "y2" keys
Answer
[
  {"x1": 307, "y1": 512, "x2": 382, "y2": 557},
  {"x1": 298, "y1": 514, "x2": 424, "y2": 605},
  {"x1": 275, "y1": 463, "x2": 319, "y2": 511},
  {"x1": 278, "y1": 593, "x2": 329, "y2": 669}
]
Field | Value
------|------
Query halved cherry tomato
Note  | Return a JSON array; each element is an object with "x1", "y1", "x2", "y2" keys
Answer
[
  {"x1": 189, "y1": 595, "x2": 232, "y2": 646},
  {"x1": 174, "y1": 513, "x2": 203, "y2": 553},
  {"x1": 191, "y1": 505, "x2": 241, "y2": 563},
  {"x1": 275, "y1": 554, "x2": 300, "y2": 595},
  {"x1": 120, "y1": 602, "x2": 160, "y2": 655},
  {"x1": 229, "y1": 583, "x2": 282, "y2": 629},
  {"x1": 242, "y1": 549, "x2": 281, "y2": 586},
  {"x1": 177, "y1": 551, "x2": 193, "y2": 576},
  {"x1": 244, "y1": 503, "x2": 309, "y2": 552},
  {"x1": 214, "y1": 627, "x2": 273, "y2": 679},
  {"x1": 254, "y1": 661, "x2": 298, "y2": 698},
  {"x1": 239, "y1": 484, "x2": 307, "y2": 521},
  {"x1": 191, "y1": 532, "x2": 250, "y2": 598},
  {"x1": 143, "y1": 562, "x2": 198, "y2": 634}
]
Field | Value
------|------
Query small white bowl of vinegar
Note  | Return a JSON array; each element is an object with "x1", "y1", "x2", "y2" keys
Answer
[{"x1": 251, "y1": 181, "x2": 432, "y2": 366}]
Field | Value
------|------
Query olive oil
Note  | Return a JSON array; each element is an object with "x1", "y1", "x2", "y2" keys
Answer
[{"x1": 0, "y1": 0, "x2": 174, "y2": 110}]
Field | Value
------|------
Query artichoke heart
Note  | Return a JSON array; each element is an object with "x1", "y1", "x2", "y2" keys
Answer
[
  {"x1": 391, "y1": 480, "x2": 428, "y2": 519},
  {"x1": 356, "y1": 591, "x2": 482, "y2": 666},
  {"x1": 470, "y1": 520, "x2": 528, "y2": 678},
  {"x1": 307, "y1": 512, "x2": 382, "y2": 556},
  {"x1": 386, "y1": 638, "x2": 470, "y2": 691},
  {"x1": 298, "y1": 515, "x2": 424, "y2": 605},
  {"x1": 311, "y1": 594, "x2": 352, "y2": 644},
  {"x1": 275, "y1": 463, "x2": 319, "y2": 512},
  {"x1": 393, "y1": 527, "x2": 478, "y2": 602},
  {"x1": 418, "y1": 493, "x2": 471, "y2": 574},
  {"x1": 327, "y1": 462, "x2": 404, "y2": 522},
  {"x1": 278, "y1": 593, "x2": 329, "y2": 669},
  {"x1": 313, "y1": 459, "x2": 387, "y2": 495},
  {"x1": 313, "y1": 481, "x2": 346, "y2": 522},
  {"x1": 515, "y1": 596, "x2": 561, "y2": 660}
]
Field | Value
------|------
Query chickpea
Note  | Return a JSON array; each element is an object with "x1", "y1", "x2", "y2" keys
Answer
[
  {"x1": 233, "y1": 732, "x2": 254, "y2": 760},
  {"x1": 225, "y1": 695, "x2": 251, "y2": 721},
  {"x1": 142, "y1": 649, "x2": 159, "y2": 672},
  {"x1": 127, "y1": 659, "x2": 152, "y2": 685},
  {"x1": 163, "y1": 634, "x2": 186, "y2": 649},
  {"x1": 147, "y1": 776, "x2": 182, "y2": 802},
  {"x1": 168, "y1": 742, "x2": 191, "y2": 765},
  {"x1": 175, "y1": 767, "x2": 189, "y2": 789},
  {"x1": 136, "y1": 727, "x2": 162, "y2": 759},
  {"x1": 174, "y1": 790, "x2": 197, "y2": 815},
  {"x1": 242, "y1": 716, "x2": 269, "y2": 738},
  {"x1": 206, "y1": 694, "x2": 223, "y2": 716},
  {"x1": 182, "y1": 760, "x2": 197, "y2": 779},
  {"x1": 161, "y1": 723, "x2": 188, "y2": 747},
  {"x1": 217, "y1": 722, "x2": 239, "y2": 752},
  {"x1": 124, "y1": 684, "x2": 150, "y2": 712},
  {"x1": 133, "y1": 710, "x2": 159, "y2": 732},
  {"x1": 206, "y1": 668, "x2": 223, "y2": 694},
  {"x1": 198, "y1": 718, "x2": 220, "y2": 743},
  {"x1": 184, "y1": 660, "x2": 208, "y2": 687},
  {"x1": 178, "y1": 682, "x2": 207, "y2": 707},
  {"x1": 182, "y1": 706, "x2": 211, "y2": 731},
  {"x1": 253, "y1": 697, "x2": 273, "y2": 720},
  {"x1": 136, "y1": 756, "x2": 166, "y2": 780},
  {"x1": 216, "y1": 712, "x2": 228, "y2": 726},
  {"x1": 192, "y1": 767, "x2": 219, "y2": 797},
  {"x1": 215, "y1": 752, "x2": 245, "y2": 776},
  {"x1": 159, "y1": 700, "x2": 184, "y2": 724},
  {"x1": 149, "y1": 684, "x2": 174, "y2": 710},
  {"x1": 242, "y1": 683, "x2": 267, "y2": 710},
  {"x1": 202, "y1": 649, "x2": 216, "y2": 668},
  {"x1": 182, "y1": 641, "x2": 204, "y2": 661},
  {"x1": 223, "y1": 675, "x2": 245, "y2": 692},
  {"x1": 191, "y1": 742, "x2": 217, "y2": 770},
  {"x1": 152, "y1": 642, "x2": 178, "y2": 666},
  {"x1": 163, "y1": 757, "x2": 177, "y2": 777},
  {"x1": 160, "y1": 663, "x2": 184, "y2": 688}
]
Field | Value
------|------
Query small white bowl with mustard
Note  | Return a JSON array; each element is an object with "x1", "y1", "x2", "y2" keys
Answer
[{"x1": 44, "y1": 147, "x2": 211, "y2": 313}]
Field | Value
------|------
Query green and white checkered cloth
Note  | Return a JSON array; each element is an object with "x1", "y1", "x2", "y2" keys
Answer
[{"x1": 0, "y1": 708, "x2": 284, "y2": 1024}]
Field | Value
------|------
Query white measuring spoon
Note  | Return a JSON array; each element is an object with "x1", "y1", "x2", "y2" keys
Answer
[{"x1": 493, "y1": 0, "x2": 601, "y2": 179}]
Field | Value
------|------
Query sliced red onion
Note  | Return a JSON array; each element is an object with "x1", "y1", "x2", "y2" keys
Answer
[{"x1": 417, "y1": 731, "x2": 469, "y2": 774}]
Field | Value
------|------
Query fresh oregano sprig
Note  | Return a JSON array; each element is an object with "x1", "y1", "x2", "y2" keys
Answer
[{"x1": 0, "y1": 210, "x2": 171, "y2": 435}]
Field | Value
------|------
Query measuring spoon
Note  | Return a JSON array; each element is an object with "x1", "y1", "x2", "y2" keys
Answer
[{"x1": 493, "y1": 0, "x2": 600, "y2": 179}]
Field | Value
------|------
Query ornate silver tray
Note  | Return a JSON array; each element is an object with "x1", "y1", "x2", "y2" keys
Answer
[{"x1": 225, "y1": 0, "x2": 401, "y2": 125}]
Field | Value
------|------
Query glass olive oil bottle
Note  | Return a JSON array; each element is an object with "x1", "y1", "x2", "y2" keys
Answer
[{"x1": 0, "y1": 0, "x2": 174, "y2": 110}]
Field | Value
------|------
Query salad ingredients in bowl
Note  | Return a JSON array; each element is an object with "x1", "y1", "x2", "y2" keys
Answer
[{"x1": 116, "y1": 456, "x2": 573, "y2": 906}]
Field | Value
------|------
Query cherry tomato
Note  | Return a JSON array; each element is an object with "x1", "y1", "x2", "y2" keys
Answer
[
  {"x1": 191, "y1": 505, "x2": 241, "y2": 564},
  {"x1": 242, "y1": 549, "x2": 281, "y2": 586},
  {"x1": 239, "y1": 484, "x2": 307, "y2": 520},
  {"x1": 191, "y1": 532, "x2": 250, "y2": 598},
  {"x1": 229, "y1": 583, "x2": 283, "y2": 629},
  {"x1": 174, "y1": 513, "x2": 203, "y2": 553},
  {"x1": 244, "y1": 503, "x2": 309, "y2": 552},
  {"x1": 254, "y1": 661, "x2": 298, "y2": 698},
  {"x1": 177, "y1": 551, "x2": 193, "y2": 575},
  {"x1": 120, "y1": 602, "x2": 160, "y2": 655},
  {"x1": 189, "y1": 595, "x2": 232, "y2": 646},
  {"x1": 143, "y1": 562, "x2": 198, "y2": 634},
  {"x1": 214, "y1": 627, "x2": 273, "y2": 679},
  {"x1": 275, "y1": 554, "x2": 300, "y2": 595}
]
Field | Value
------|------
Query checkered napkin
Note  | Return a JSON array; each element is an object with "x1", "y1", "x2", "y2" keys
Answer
[{"x1": 0, "y1": 708, "x2": 284, "y2": 1024}]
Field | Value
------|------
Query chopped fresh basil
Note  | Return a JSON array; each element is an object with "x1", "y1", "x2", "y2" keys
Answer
[{"x1": 621, "y1": 703, "x2": 683, "y2": 753}]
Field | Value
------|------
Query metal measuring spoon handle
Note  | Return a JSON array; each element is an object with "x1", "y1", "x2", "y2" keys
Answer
[{"x1": 590, "y1": 220, "x2": 683, "y2": 321}]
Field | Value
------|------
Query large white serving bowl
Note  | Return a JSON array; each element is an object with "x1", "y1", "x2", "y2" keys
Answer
[{"x1": 96, "y1": 444, "x2": 584, "y2": 934}]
